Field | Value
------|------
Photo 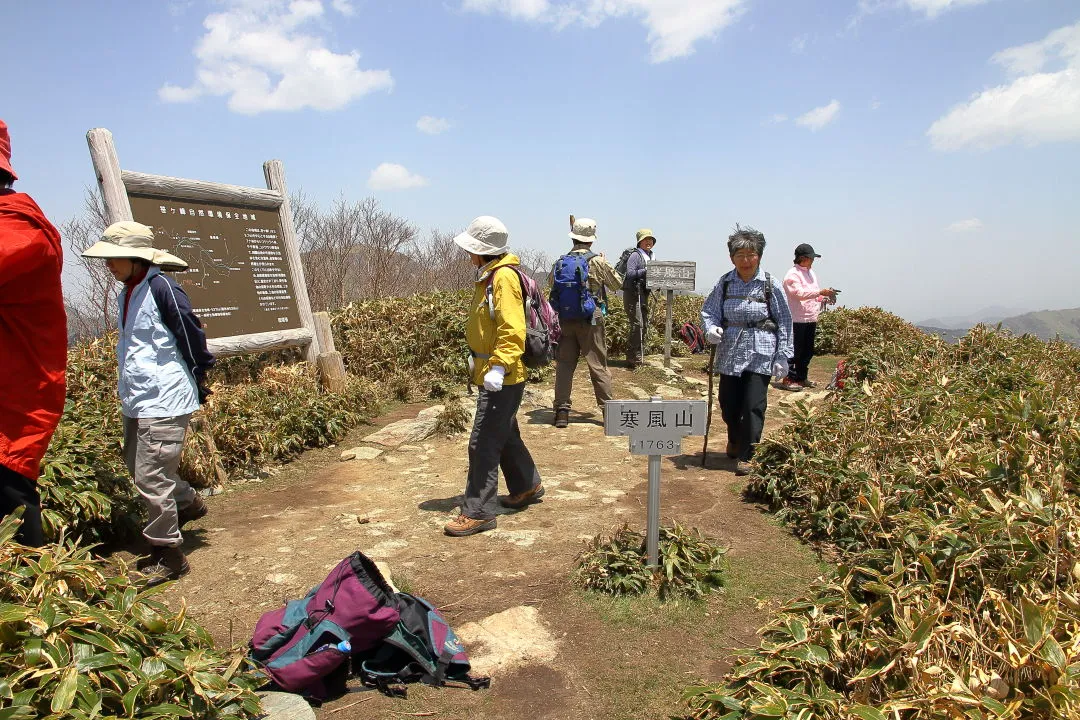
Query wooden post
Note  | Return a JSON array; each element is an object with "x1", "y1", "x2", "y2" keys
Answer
[
  {"x1": 312, "y1": 311, "x2": 347, "y2": 392},
  {"x1": 264, "y1": 160, "x2": 322, "y2": 364},
  {"x1": 664, "y1": 289, "x2": 674, "y2": 368},
  {"x1": 87, "y1": 128, "x2": 133, "y2": 224}
]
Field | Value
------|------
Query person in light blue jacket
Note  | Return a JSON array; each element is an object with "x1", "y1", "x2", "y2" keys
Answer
[
  {"x1": 83, "y1": 221, "x2": 214, "y2": 585},
  {"x1": 700, "y1": 225, "x2": 793, "y2": 476}
]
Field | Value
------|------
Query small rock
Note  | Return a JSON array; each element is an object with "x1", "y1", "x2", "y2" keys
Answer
[
  {"x1": 257, "y1": 691, "x2": 315, "y2": 720},
  {"x1": 340, "y1": 446, "x2": 384, "y2": 461},
  {"x1": 265, "y1": 573, "x2": 298, "y2": 586},
  {"x1": 456, "y1": 606, "x2": 560, "y2": 676},
  {"x1": 373, "y1": 561, "x2": 400, "y2": 592}
]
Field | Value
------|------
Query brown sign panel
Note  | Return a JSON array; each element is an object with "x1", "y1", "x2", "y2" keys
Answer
[{"x1": 129, "y1": 194, "x2": 303, "y2": 339}]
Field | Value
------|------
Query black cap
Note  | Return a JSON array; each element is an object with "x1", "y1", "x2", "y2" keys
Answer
[{"x1": 794, "y1": 243, "x2": 821, "y2": 259}]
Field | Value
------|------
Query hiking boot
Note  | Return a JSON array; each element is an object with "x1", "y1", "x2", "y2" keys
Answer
[
  {"x1": 778, "y1": 378, "x2": 803, "y2": 392},
  {"x1": 139, "y1": 546, "x2": 189, "y2": 587},
  {"x1": 135, "y1": 547, "x2": 161, "y2": 571},
  {"x1": 725, "y1": 441, "x2": 739, "y2": 459},
  {"x1": 501, "y1": 483, "x2": 545, "y2": 509},
  {"x1": 178, "y1": 495, "x2": 208, "y2": 528},
  {"x1": 734, "y1": 461, "x2": 753, "y2": 477},
  {"x1": 444, "y1": 515, "x2": 497, "y2": 537},
  {"x1": 554, "y1": 408, "x2": 570, "y2": 428}
]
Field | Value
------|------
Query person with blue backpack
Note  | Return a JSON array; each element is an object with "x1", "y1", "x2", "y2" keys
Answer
[
  {"x1": 444, "y1": 216, "x2": 544, "y2": 537},
  {"x1": 700, "y1": 225, "x2": 793, "y2": 477},
  {"x1": 549, "y1": 216, "x2": 624, "y2": 429}
]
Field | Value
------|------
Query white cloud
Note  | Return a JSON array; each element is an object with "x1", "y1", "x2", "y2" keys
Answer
[
  {"x1": 928, "y1": 21, "x2": 1080, "y2": 151},
  {"x1": 417, "y1": 116, "x2": 452, "y2": 135},
  {"x1": 460, "y1": 0, "x2": 748, "y2": 63},
  {"x1": 849, "y1": 0, "x2": 991, "y2": 28},
  {"x1": 791, "y1": 34, "x2": 808, "y2": 54},
  {"x1": 462, "y1": 0, "x2": 550, "y2": 20},
  {"x1": 367, "y1": 163, "x2": 429, "y2": 191},
  {"x1": 795, "y1": 100, "x2": 841, "y2": 131},
  {"x1": 870, "y1": 98, "x2": 882, "y2": 110},
  {"x1": 331, "y1": 0, "x2": 355, "y2": 15},
  {"x1": 765, "y1": 113, "x2": 788, "y2": 124},
  {"x1": 902, "y1": 0, "x2": 991, "y2": 18},
  {"x1": 159, "y1": 0, "x2": 392, "y2": 114},
  {"x1": 946, "y1": 218, "x2": 984, "y2": 232}
]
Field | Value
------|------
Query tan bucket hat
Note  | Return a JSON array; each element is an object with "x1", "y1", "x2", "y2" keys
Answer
[
  {"x1": 453, "y1": 216, "x2": 510, "y2": 256},
  {"x1": 82, "y1": 221, "x2": 188, "y2": 271},
  {"x1": 569, "y1": 217, "x2": 597, "y2": 243}
]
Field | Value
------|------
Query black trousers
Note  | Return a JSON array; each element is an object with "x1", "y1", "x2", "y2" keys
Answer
[
  {"x1": 0, "y1": 464, "x2": 45, "y2": 547},
  {"x1": 788, "y1": 322, "x2": 817, "y2": 383},
  {"x1": 719, "y1": 372, "x2": 770, "y2": 461},
  {"x1": 461, "y1": 383, "x2": 542, "y2": 520}
]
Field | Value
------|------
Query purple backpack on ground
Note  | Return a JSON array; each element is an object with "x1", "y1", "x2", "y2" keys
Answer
[{"x1": 249, "y1": 551, "x2": 400, "y2": 701}]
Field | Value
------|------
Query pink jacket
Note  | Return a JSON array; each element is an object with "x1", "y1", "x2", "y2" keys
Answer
[{"x1": 783, "y1": 265, "x2": 826, "y2": 323}]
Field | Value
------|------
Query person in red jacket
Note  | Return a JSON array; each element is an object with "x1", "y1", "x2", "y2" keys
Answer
[{"x1": 0, "y1": 119, "x2": 67, "y2": 546}]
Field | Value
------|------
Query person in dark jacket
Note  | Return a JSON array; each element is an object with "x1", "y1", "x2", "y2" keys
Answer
[
  {"x1": 622, "y1": 228, "x2": 655, "y2": 369},
  {"x1": 83, "y1": 221, "x2": 214, "y2": 585},
  {"x1": 0, "y1": 118, "x2": 66, "y2": 547}
]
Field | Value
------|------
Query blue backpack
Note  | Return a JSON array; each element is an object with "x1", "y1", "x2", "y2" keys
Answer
[{"x1": 550, "y1": 252, "x2": 597, "y2": 320}]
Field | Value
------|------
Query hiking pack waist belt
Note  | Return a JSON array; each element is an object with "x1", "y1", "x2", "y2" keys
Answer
[
  {"x1": 724, "y1": 321, "x2": 779, "y2": 331},
  {"x1": 470, "y1": 351, "x2": 491, "y2": 360}
]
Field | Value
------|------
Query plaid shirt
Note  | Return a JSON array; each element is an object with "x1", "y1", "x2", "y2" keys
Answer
[{"x1": 700, "y1": 268, "x2": 793, "y2": 377}]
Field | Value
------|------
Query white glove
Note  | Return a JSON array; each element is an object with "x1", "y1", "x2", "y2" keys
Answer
[
  {"x1": 705, "y1": 326, "x2": 724, "y2": 345},
  {"x1": 483, "y1": 365, "x2": 506, "y2": 392},
  {"x1": 772, "y1": 358, "x2": 789, "y2": 380}
]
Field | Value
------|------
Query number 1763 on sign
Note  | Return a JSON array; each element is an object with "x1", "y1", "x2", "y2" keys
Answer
[{"x1": 630, "y1": 437, "x2": 682, "y2": 455}]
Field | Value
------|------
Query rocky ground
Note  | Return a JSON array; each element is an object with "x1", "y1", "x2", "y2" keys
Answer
[{"x1": 151, "y1": 354, "x2": 836, "y2": 720}]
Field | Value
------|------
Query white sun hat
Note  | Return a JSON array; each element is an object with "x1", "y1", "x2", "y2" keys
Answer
[
  {"x1": 569, "y1": 217, "x2": 597, "y2": 243},
  {"x1": 453, "y1": 216, "x2": 510, "y2": 256},
  {"x1": 81, "y1": 221, "x2": 189, "y2": 271}
]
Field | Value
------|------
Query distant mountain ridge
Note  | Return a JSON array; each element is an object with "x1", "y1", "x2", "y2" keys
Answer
[
  {"x1": 999, "y1": 308, "x2": 1080, "y2": 345},
  {"x1": 917, "y1": 305, "x2": 1031, "y2": 330},
  {"x1": 918, "y1": 307, "x2": 1080, "y2": 347}
]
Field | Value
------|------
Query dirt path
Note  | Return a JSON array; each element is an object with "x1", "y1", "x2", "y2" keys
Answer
[{"x1": 155, "y1": 356, "x2": 835, "y2": 720}]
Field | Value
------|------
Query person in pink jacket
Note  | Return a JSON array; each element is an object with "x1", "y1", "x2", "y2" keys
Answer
[{"x1": 780, "y1": 244, "x2": 836, "y2": 390}]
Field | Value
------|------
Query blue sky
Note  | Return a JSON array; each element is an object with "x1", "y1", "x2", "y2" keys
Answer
[{"x1": 4, "y1": 0, "x2": 1078, "y2": 322}]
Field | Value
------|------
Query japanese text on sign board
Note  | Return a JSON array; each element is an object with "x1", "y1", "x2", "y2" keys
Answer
[
  {"x1": 646, "y1": 261, "x2": 696, "y2": 292},
  {"x1": 604, "y1": 400, "x2": 707, "y2": 438},
  {"x1": 129, "y1": 195, "x2": 302, "y2": 339}
]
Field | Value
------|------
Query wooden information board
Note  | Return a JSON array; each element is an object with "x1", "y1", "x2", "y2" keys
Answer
[
  {"x1": 128, "y1": 195, "x2": 302, "y2": 339},
  {"x1": 87, "y1": 127, "x2": 321, "y2": 361}
]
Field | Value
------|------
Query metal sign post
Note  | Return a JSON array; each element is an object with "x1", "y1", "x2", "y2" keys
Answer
[
  {"x1": 646, "y1": 261, "x2": 696, "y2": 368},
  {"x1": 605, "y1": 396, "x2": 707, "y2": 566}
]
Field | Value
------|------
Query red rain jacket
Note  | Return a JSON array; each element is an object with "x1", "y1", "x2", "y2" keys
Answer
[{"x1": 0, "y1": 190, "x2": 66, "y2": 479}]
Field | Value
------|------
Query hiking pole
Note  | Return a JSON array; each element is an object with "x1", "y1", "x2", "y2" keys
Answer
[{"x1": 702, "y1": 343, "x2": 717, "y2": 467}]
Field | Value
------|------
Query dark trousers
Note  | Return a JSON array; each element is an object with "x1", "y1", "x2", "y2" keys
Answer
[
  {"x1": 461, "y1": 383, "x2": 542, "y2": 520},
  {"x1": 0, "y1": 464, "x2": 45, "y2": 547},
  {"x1": 623, "y1": 287, "x2": 650, "y2": 364},
  {"x1": 788, "y1": 322, "x2": 817, "y2": 383},
  {"x1": 719, "y1": 372, "x2": 770, "y2": 461}
]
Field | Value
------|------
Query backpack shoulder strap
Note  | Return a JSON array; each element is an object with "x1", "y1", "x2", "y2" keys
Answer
[
  {"x1": 763, "y1": 272, "x2": 776, "y2": 325},
  {"x1": 485, "y1": 265, "x2": 528, "y2": 322}
]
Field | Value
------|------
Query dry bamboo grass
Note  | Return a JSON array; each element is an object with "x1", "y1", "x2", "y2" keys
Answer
[{"x1": 682, "y1": 322, "x2": 1080, "y2": 719}]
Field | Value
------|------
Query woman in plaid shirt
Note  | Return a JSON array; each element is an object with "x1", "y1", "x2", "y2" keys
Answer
[{"x1": 700, "y1": 226, "x2": 793, "y2": 476}]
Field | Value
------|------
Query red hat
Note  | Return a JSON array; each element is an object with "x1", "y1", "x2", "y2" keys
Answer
[{"x1": 0, "y1": 120, "x2": 16, "y2": 180}]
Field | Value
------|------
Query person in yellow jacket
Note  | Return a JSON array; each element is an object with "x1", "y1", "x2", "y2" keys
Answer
[{"x1": 444, "y1": 216, "x2": 544, "y2": 537}]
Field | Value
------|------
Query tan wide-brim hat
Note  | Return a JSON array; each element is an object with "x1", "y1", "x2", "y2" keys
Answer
[
  {"x1": 569, "y1": 217, "x2": 597, "y2": 243},
  {"x1": 82, "y1": 221, "x2": 189, "y2": 271},
  {"x1": 453, "y1": 216, "x2": 510, "y2": 256}
]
